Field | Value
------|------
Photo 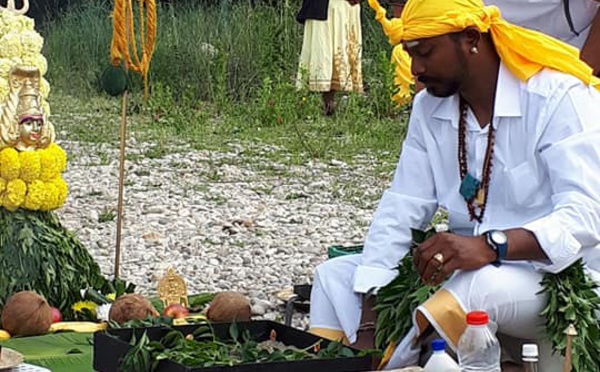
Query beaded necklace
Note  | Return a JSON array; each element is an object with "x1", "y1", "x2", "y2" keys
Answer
[{"x1": 458, "y1": 97, "x2": 495, "y2": 222}]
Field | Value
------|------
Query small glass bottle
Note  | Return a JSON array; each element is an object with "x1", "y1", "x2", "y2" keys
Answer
[{"x1": 522, "y1": 343, "x2": 540, "y2": 372}]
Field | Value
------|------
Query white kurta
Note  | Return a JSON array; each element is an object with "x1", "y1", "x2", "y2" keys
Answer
[
  {"x1": 310, "y1": 64, "x2": 600, "y2": 369},
  {"x1": 355, "y1": 63, "x2": 600, "y2": 294},
  {"x1": 485, "y1": 0, "x2": 599, "y2": 49}
]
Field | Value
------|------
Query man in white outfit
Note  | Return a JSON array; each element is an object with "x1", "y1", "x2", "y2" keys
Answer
[{"x1": 309, "y1": 0, "x2": 600, "y2": 371}]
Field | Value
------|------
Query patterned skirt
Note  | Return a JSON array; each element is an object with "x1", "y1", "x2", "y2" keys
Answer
[{"x1": 296, "y1": 0, "x2": 363, "y2": 93}]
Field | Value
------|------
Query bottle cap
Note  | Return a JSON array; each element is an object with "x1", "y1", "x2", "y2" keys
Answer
[
  {"x1": 466, "y1": 311, "x2": 489, "y2": 325},
  {"x1": 431, "y1": 338, "x2": 446, "y2": 352},
  {"x1": 522, "y1": 343, "x2": 539, "y2": 358}
]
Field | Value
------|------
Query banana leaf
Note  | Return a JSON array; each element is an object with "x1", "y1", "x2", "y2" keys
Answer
[{"x1": 0, "y1": 332, "x2": 94, "y2": 372}]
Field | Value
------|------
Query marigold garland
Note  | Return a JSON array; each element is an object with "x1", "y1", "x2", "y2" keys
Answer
[
  {"x1": 0, "y1": 143, "x2": 68, "y2": 211},
  {"x1": 0, "y1": 148, "x2": 19, "y2": 180},
  {"x1": 19, "y1": 150, "x2": 40, "y2": 182}
]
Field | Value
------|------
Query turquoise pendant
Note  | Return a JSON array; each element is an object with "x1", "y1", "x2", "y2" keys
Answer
[{"x1": 460, "y1": 173, "x2": 480, "y2": 201}]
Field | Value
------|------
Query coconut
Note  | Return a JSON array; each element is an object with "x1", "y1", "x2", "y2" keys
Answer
[
  {"x1": 1, "y1": 291, "x2": 52, "y2": 336},
  {"x1": 206, "y1": 292, "x2": 251, "y2": 322},
  {"x1": 108, "y1": 294, "x2": 159, "y2": 324}
]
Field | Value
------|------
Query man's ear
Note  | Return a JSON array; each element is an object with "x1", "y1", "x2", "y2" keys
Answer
[{"x1": 462, "y1": 27, "x2": 482, "y2": 51}]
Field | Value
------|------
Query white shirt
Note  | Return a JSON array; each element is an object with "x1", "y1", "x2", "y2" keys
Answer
[
  {"x1": 354, "y1": 63, "x2": 600, "y2": 293},
  {"x1": 486, "y1": 0, "x2": 599, "y2": 49}
]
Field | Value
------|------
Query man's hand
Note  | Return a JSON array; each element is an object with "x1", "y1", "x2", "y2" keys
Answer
[
  {"x1": 412, "y1": 232, "x2": 496, "y2": 286},
  {"x1": 346, "y1": 0, "x2": 361, "y2": 5}
]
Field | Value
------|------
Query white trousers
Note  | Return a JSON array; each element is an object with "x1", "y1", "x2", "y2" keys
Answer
[{"x1": 310, "y1": 254, "x2": 564, "y2": 370}]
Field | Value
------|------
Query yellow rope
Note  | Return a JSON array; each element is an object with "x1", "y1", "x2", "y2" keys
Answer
[{"x1": 110, "y1": 0, "x2": 157, "y2": 98}]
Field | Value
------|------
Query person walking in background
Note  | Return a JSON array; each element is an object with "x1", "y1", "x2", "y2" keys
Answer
[{"x1": 296, "y1": 0, "x2": 364, "y2": 116}]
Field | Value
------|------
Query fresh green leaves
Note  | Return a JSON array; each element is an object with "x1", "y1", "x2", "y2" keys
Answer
[
  {"x1": 118, "y1": 322, "x2": 357, "y2": 372},
  {"x1": 119, "y1": 332, "x2": 153, "y2": 372},
  {"x1": 373, "y1": 228, "x2": 440, "y2": 349},
  {"x1": 409, "y1": 228, "x2": 437, "y2": 247},
  {"x1": 0, "y1": 209, "x2": 108, "y2": 318},
  {"x1": 539, "y1": 259, "x2": 600, "y2": 372},
  {"x1": 109, "y1": 316, "x2": 175, "y2": 330}
]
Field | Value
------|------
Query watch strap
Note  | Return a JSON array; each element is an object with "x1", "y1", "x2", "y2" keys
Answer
[{"x1": 486, "y1": 230, "x2": 507, "y2": 267}]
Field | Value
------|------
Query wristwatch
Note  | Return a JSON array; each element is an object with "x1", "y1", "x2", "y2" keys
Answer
[{"x1": 485, "y1": 230, "x2": 508, "y2": 266}]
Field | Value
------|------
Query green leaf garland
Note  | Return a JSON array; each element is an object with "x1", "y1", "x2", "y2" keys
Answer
[
  {"x1": 539, "y1": 259, "x2": 600, "y2": 371},
  {"x1": 0, "y1": 208, "x2": 108, "y2": 318},
  {"x1": 374, "y1": 228, "x2": 440, "y2": 349},
  {"x1": 374, "y1": 229, "x2": 600, "y2": 371}
]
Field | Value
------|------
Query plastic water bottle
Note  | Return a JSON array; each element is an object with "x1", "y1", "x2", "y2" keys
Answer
[
  {"x1": 424, "y1": 338, "x2": 460, "y2": 372},
  {"x1": 457, "y1": 311, "x2": 501, "y2": 371},
  {"x1": 522, "y1": 343, "x2": 540, "y2": 372}
]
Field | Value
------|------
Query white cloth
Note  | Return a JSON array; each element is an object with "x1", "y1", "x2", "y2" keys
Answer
[
  {"x1": 312, "y1": 255, "x2": 563, "y2": 370},
  {"x1": 485, "y1": 0, "x2": 599, "y2": 49},
  {"x1": 354, "y1": 63, "x2": 600, "y2": 294}
]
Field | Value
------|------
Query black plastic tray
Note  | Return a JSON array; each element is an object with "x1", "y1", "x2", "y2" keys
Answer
[{"x1": 93, "y1": 320, "x2": 372, "y2": 372}]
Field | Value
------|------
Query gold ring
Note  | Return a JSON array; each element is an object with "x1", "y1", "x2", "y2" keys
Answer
[{"x1": 433, "y1": 253, "x2": 444, "y2": 265}]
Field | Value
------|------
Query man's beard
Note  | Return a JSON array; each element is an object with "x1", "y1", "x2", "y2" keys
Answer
[
  {"x1": 423, "y1": 46, "x2": 468, "y2": 98},
  {"x1": 422, "y1": 78, "x2": 461, "y2": 98}
]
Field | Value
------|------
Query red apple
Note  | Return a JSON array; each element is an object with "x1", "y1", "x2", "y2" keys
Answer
[
  {"x1": 50, "y1": 307, "x2": 62, "y2": 323},
  {"x1": 163, "y1": 304, "x2": 189, "y2": 319}
]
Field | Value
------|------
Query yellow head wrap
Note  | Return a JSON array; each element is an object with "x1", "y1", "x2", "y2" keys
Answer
[{"x1": 368, "y1": 0, "x2": 600, "y2": 105}]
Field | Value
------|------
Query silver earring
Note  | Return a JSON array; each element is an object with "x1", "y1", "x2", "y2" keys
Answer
[{"x1": 470, "y1": 46, "x2": 479, "y2": 54}]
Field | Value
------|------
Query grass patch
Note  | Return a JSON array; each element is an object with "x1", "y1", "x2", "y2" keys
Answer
[{"x1": 44, "y1": 1, "x2": 407, "y2": 180}]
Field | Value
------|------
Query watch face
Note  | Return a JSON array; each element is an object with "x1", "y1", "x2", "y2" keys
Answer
[{"x1": 491, "y1": 230, "x2": 508, "y2": 245}]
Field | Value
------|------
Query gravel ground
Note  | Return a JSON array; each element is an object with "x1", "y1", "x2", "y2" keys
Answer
[{"x1": 55, "y1": 138, "x2": 394, "y2": 329}]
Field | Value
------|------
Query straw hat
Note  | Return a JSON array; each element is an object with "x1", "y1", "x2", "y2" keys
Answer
[{"x1": 0, "y1": 347, "x2": 24, "y2": 370}]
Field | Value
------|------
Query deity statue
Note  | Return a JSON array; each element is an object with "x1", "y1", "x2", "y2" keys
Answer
[
  {"x1": 0, "y1": 65, "x2": 55, "y2": 151},
  {"x1": 157, "y1": 267, "x2": 189, "y2": 308},
  {"x1": 0, "y1": 1, "x2": 111, "y2": 319}
]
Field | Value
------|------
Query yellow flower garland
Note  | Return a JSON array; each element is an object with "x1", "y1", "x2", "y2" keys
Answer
[{"x1": 0, "y1": 143, "x2": 68, "y2": 211}]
